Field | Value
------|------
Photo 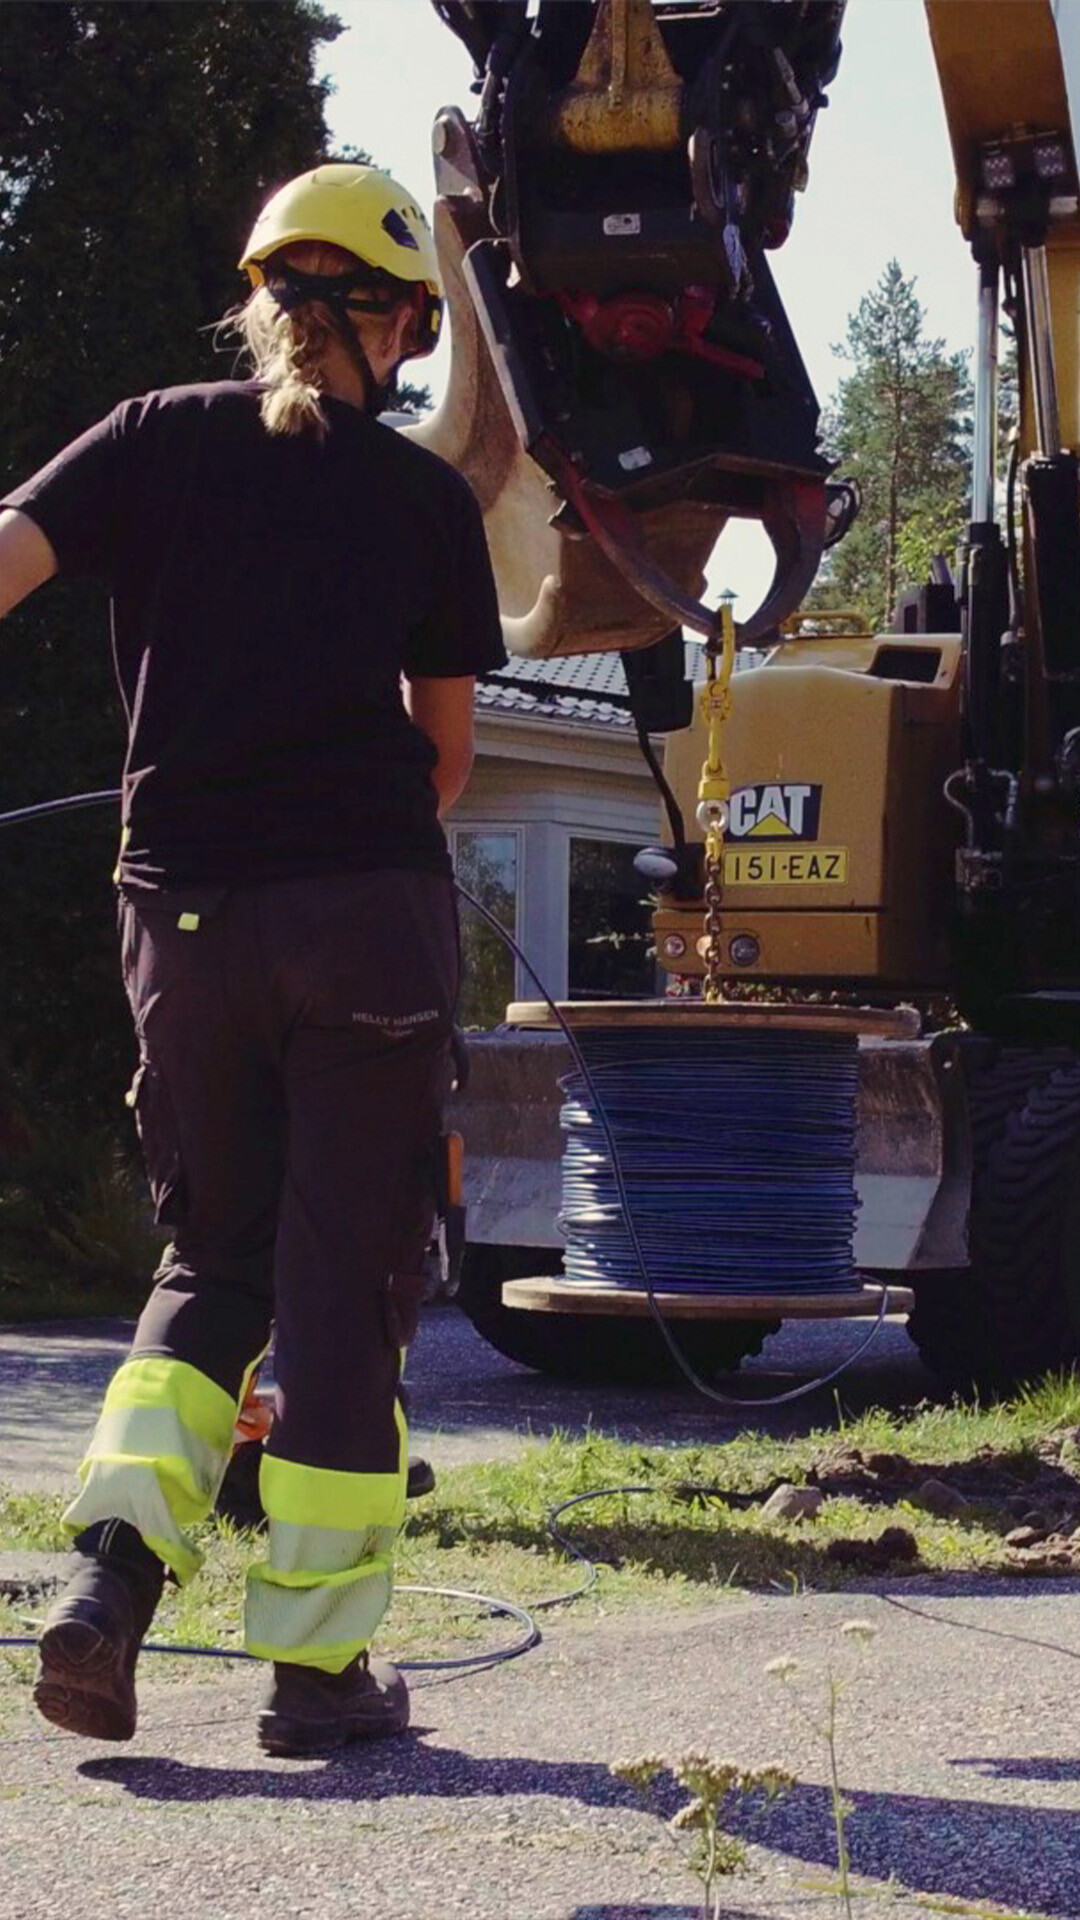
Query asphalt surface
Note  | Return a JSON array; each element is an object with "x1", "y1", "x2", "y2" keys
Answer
[{"x1": 3, "y1": 1307, "x2": 1080, "y2": 1917}]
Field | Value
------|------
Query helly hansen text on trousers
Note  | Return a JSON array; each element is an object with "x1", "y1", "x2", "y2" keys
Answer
[{"x1": 65, "y1": 870, "x2": 459, "y2": 1671}]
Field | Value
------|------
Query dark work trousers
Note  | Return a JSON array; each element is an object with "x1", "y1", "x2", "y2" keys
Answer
[{"x1": 65, "y1": 870, "x2": 458, "y2": 1668}]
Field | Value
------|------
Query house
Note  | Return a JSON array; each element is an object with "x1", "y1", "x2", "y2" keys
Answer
[{"x1": 448, "y1": 650, "x2": 687, "y2": 1024}]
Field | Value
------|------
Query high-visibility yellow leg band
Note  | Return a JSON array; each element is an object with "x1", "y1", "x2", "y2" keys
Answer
[
  {"x1": 257, "y1": 1414, "x2": 408, "y2": 1533},
  {"x1": 245, "y1": 1552, "x2": 396, "y2": 1673},
  {"x1": 62, "y1": 1356, "x2": 243, "y2": 1584},
  {"x1": 244, "y1": 1419, "x2": 408, "y2": 1672}
]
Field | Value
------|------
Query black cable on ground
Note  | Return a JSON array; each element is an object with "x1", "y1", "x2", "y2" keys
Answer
[
  {"x1": 0, "y1": 1581, "x2": 539, "y2": 1675},
  {"x1": 0, "y1": 790, "x2": 897, "y2": 1684}
]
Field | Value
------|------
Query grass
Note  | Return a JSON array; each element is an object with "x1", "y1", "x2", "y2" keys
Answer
[
  {"x1": 2, "y1": 1403, "x2": 1069, "y2": 1920},
  {"x1": 4, "y1": 1373, "x2": 1080, "y2": 1686}
]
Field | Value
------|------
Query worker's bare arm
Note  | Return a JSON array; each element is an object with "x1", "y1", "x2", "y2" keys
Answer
[
  {"x1": 0, "y1": 509, "x2": 58, "y2": 619},
  {"x1": 404, "y1": 674, "x2": 475, "y2": 817}
]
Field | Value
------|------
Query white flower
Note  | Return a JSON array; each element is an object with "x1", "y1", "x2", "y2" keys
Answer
[
  {"x1": 764, "y1": 1655, "x2": 799, "y2": 1680},
  {"x1": 840, "y1": 1619, "x2": 878, "y2": 1645}
]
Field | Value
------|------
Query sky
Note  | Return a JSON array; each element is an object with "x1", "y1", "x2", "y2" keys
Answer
[{"x1": 319, "y1": 0, "x2": 979, "y2": 617}]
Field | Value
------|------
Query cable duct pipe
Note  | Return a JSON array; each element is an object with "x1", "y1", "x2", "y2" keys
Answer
[
  {"x1": 972, "y1": 259, "x2": 999, "y2": 525},
  {"x1": 1021, "y1": 243, "x2": 1063, "y2": 456}
]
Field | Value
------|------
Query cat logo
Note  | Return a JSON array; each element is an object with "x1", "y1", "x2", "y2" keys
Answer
[{"x1": 728, "y1": 782, "x2": 822, "y2": 842}]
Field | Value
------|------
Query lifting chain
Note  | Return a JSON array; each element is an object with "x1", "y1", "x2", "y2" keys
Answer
[{"x1": 696, "y1": 596, "x2": 737, "y2": 1003}]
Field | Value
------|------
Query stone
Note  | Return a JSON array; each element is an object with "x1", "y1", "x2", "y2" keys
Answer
[
  {"x1": 760, "y1": 1483, "x2": 824, "y2": 1523},
  {"x1": 1004, "y1": 1525, "x2": 1049, "y2": 1549},
  {"x1": 1005, "y1": 1494, "x2": 1034, "y2": 1520},
  {"x1": 0, "y1": 1550, "x2": 68, "y2": 1601},
  {"x1": 864, "y1": 1451, "x2": 910, "y2": 1478},
  {"x1": 1020, "y1": 1509, "x2": 1050, "y2": 1532},
  {"x1": 916, "y1": 1478, "x2": 971, "y2": 1520},
  {"x1": 825, "y1": 1525, "x2": 919, "y2": 1571},
  {"x1": 1004, "y1": 1542, "x2": 1078, "y2": 1575},
  {"x1": 1008, "y1": 1549, "x2": 1050, "y2": 1575},
  {"x1": 876, "y1": 1524, "x2": 920, "y2": 1562}
]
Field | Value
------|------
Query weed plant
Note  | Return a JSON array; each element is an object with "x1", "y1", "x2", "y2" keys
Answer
[{"x1": 611, "y1": 1752, "x2": 795, "y2": 1917}]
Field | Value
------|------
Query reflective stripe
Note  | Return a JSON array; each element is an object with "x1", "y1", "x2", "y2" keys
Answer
[
  {"x1": 246, "y1": 1555, "x2": 395, "y2": 1674},
  {"x1": 232, "y1": 1344, "x2": 271, "y2": 1443},
  {"x1": 256, "y1": 1519, "x2": 399, "y2": 1580},
  {"x1": 62, "y1": 1355, "x2": 246, "y2": 1586},
  {"x1": 78, "y1": 1406, "x2": 225, "y2": 1515},
  {"x1": 101, "y1": 1356, "x2": 238, "y2": 1456},
  {"x1": 63, "y1": 1464, "x2": 204, "y2": 1584},
  {"x1": 112, "y1": 823, "x2": 131, "y2": 885},
  {"x1": 246, "y1": 1405, "x2": 409, "y2": 1669}
]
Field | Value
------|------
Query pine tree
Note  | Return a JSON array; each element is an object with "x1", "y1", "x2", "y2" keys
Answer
[{"x1": 812, "y1": 260, "x2": 972, "y2": 629}]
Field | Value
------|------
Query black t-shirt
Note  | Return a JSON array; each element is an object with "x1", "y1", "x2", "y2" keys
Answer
[{"x1": 1, "y1": 381, "x2": 506, "y2": 890}]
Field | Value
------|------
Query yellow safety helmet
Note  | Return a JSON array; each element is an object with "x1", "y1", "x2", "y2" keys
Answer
[{"x1": 239, "y1": 162, "x2": 443, "y2": 359}]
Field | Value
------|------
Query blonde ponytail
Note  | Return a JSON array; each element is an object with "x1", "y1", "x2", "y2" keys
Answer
[{"x1": 222, "y1": 283, "x2": 333, "y2": 440}]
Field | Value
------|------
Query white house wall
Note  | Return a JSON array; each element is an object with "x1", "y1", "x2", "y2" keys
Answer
[{"x1": 450, "y1": 713, "x2": 664, "y2": 1000}]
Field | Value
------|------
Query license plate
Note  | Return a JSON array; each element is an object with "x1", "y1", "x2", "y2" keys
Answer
[{"x1": 723, "y1": 846, "x2": 849, "y2": 886}]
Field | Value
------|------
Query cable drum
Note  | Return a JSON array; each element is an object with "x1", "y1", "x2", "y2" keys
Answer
[{"x1": 557, "y1": 1026, "x2": 862, "y2": 1297}]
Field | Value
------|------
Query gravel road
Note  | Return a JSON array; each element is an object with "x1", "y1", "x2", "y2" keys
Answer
[
  {"x1": 4, "y1": 1583, "x2": 1080, "y2": 1918},
  {"x1": 3, "y1": 1307, "x2": 1079, "y2": 1918}
]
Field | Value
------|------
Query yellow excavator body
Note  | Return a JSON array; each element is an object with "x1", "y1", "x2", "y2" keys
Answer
[
  {"x1": 651, "y1": 0, "x2": 1080, "y2": 989},
  {"x1": 658, "y1": 631, "x2": 963, "y2": 983},
  {"x1": 429, "y1": 0, "x2": 1080, "y2": 1387}
]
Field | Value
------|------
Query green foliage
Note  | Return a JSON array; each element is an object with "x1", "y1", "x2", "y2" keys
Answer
[
  {"x1": 568, "y1": 838, "x2": 656, "y2": 997},
  {"x1": 811, "y1": 260, "x2": 972, "y2": 630},
  {"x1": 455, "y1": 832, "x2": 518, "y2": 1028},
  {"x1": 0, "y1": 5, "x2": 340, "y2": 1223},
  {"x1": 0, "y1": 1118, "x2": 166, "y2": 1316},
  {"x1": 396, "y1": 376, "x2": 433, "y2": 416}
]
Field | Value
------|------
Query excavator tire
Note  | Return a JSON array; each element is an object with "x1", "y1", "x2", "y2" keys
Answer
[
  {"x1": 968, "y1": 1059, "x2": 1080, "y2": 1389},
  {"x1": 908, "y1": 1046, "x2": 1077, "y2": 1392},
  {"x1": 457, "y1": 1243, "x2": 778, "y2": 1386}
]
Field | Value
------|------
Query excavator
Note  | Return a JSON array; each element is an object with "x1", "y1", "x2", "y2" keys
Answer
[{"x1": 408, "y1": 0, "x2": 1080, "y2": 1395}]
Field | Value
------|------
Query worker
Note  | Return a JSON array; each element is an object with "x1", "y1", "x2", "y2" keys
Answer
[{"x1": 0, "y1": 163, "x2": 505, "y2": 1755}]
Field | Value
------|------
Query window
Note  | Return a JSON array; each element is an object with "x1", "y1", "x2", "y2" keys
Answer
[
  {"x1": 452, "y1": 829, "x2": 520, "y2": 1028},
  {"x1": 568, "y1": 837, "x2": 657, "y2": 999}
]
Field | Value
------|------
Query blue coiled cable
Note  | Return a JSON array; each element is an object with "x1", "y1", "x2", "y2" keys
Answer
[{"x1": 559, "y1": 1027, "x2": 862, "y2": 1297}]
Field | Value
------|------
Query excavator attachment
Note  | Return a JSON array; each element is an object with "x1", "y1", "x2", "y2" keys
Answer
[{"x1": 415, "y1": 0, "x2": 845, "y2": 654}]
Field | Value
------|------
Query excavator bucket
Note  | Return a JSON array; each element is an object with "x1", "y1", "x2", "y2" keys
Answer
[{"x1": 415, "y1": 0, "x2": 846, "y2": 654}]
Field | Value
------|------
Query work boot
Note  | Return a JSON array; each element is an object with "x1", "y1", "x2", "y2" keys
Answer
[
  {"x1": 34, "y1": 1522, "x2": 164, "y2": 1742},
  {"x1": 258, "y1": 1651, "x2": 410, "y2": 1756}
]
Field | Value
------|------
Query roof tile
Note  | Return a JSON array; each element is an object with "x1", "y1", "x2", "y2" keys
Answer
[{"x1": 478, "y1": 641, "x2": 703, "y2": 728}]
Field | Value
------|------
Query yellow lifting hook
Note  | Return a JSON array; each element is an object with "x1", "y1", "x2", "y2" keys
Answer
[
  {"x1": 696, "y1": 594, "x2": 737, "y2": 1002},
  {"x1": 697, "y1": 594, "x2": 737, "y2": 850}
]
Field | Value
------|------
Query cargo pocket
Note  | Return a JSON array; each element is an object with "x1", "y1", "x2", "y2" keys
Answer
[
  {"x1": 381, "y1": 1148, "x2": 439, "y2": 1347},
  {"x1": 126, "y1": 1060, "x2": 187, "y2": 1227},
  {"x1": 381, "y1": 1268, "x2": 428, "y2": 1349}
]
